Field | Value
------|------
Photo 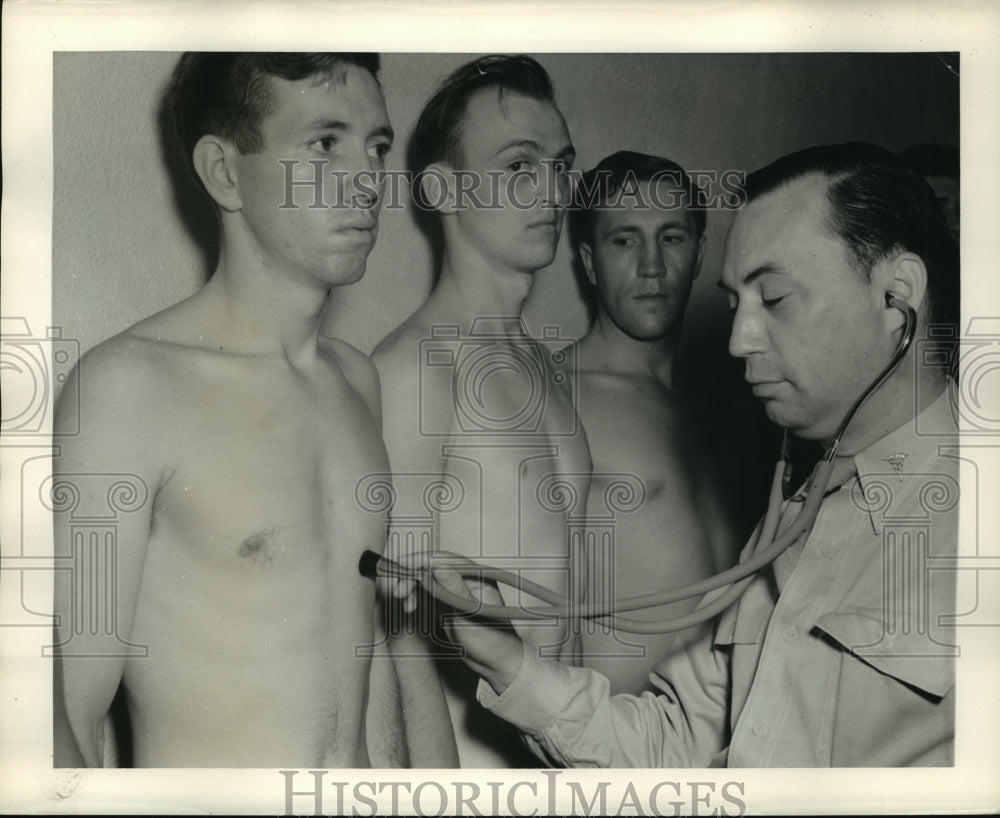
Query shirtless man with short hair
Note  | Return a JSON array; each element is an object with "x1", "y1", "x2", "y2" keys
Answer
[
  {"x1": 572, "y1": 151, "x2": 739, "y2": 695},
  {"x1": 373, "y1": 55, "x2": 591, "y2": 766},
  {"x1": 53, "y1": 52, "x2": 404, "y2": 768}
]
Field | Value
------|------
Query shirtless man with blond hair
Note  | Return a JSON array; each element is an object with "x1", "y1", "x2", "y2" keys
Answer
[
  {"x1": 570, "y1": 151, "x2": 738, "y2": 694},
  {"x1": 53, "y1": 52, "x2": 412, "y2": 767},
  {"x1": 373, "y1": 55, "x2": 591, "y2": 766}
]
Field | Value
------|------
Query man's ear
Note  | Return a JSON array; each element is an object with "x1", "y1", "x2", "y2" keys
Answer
[
  {"x1": 419, "y1": 162, "x2": 458, "y2": 215},
  {"x1": 579, "y1": 242, "x2": 597, "y2": 286},
  {"x1": 192, "y1": 135, "x2": 242, "y2": 213},
  {"x1": 692, "y1": 233, "x2": 707, "y2": 281},
  {"x1": 880, "y1": 251, "x2": 929, "y2": 319}
]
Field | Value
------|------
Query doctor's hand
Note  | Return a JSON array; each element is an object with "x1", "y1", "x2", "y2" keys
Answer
[{"x1": 381, "y1": 548, "x2": 525, "y2": 696}]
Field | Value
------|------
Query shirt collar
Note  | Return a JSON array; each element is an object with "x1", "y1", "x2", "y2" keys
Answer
[{"x1": 853, "y1": 381, "x2": 958, "y2": 534}]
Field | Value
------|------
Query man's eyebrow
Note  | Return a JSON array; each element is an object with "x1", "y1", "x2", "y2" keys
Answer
[
  {"x1": 717, "y1": 264, "x2": 779, "y2": 292},
  {"x1": 604, "y1": 216, "x2": 691, "y2": 230},
  {"x1": 306, "y1": 119, "x2": 350, "y2": 133},
  {"x1": 494, "y1": 139, "x2": 541, "y2": 157},
  {"x1": 303, "y1": 120, "x2": 394, "y2": 143},
  {"x1": 493, "y1": 140, "x2": 575, "y2": 160}
]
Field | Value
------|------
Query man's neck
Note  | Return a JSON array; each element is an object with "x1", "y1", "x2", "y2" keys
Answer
[
  {"x1": 825, "y1": 360, "x2": 949, "y2": 457},
  {"x1": 580, "y1": 310, "x2": 678, "y2": 386},
  {"x1": 428, "y1": 248, "x2": 537, "y2": 336},
  {"x1": 199, "y1": 243, "x2": 331, "y2": 362}
]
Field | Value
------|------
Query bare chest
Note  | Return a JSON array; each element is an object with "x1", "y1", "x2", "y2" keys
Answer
[
  {"x1": 148, "y1": 368, "x2": 389, "y2": 574},
  {"x1": 578, "y1": 373, "x2": 694, "y2": 497}
]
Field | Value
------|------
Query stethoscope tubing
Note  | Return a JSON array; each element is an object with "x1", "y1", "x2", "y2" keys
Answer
[
  {"x1": 363, "y1": 298, "x2": 916, "y2": 634},
  {"x1": 366, "y1": 459, "x2": 831, "y2": 633}
]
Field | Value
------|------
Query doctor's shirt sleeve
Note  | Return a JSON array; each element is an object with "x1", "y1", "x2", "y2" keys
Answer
[{"x1": 477, "y1": 628, "x2": 730, "y2": 768}]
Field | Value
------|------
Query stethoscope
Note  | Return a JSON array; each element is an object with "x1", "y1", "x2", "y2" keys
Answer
[{"x1": 361, "y1": 293, "x2": 918, "y2": 634}]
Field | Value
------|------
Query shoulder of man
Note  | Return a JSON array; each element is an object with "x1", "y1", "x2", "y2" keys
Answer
[
  {"x1": 64, "y1": 332, "x2": 175, "y2": 413},
  {"x1": 55, "y1": 331, "x2": 180, "y2": 479},
  {"x1": 324, "y1": 335, "x2": 382, "y2": 416}
]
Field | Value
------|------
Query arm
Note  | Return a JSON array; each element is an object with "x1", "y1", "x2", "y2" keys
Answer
[
  {"x1": 385, "y1": 605, "x2": 460, "y2": 767},
  {"x1": 364, "y1": 591, "x2": 460, "y2": 768},
  {"x1": 364, "y1": 601, "x2": 408, "y2": 768},
  {"x1": 52, "y1": 346, "x2": 161, "y2": 767},
  {"x1": 367, "y1": 347, "x2": 460, "y2": 767}
]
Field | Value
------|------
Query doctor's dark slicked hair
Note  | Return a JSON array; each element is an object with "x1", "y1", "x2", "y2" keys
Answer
[
  {"x1": 743, "y1": 142, "x2": 958, "y2": 328},
  {"x1": 571, "y1": 150, "x2": 707, "y2": 247},
  {"x1": 407, "y1": 55, "x2": 555, "y2": 210},
  {"x1": 167, "y1": 52, "x2": 381, "y2": 196}
]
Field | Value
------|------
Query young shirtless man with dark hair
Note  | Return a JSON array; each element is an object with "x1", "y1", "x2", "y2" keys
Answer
[
  {"x1": 373, "y1": 55, "x2": 591, "y2": 766},
  {"x1": 53, "y1": 52, "x2": 413, "y2": 768}
]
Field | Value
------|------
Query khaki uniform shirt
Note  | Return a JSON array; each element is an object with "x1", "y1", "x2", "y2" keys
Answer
[{"x1": 480, "y1": 388, "x2": 959, "y2": 767}]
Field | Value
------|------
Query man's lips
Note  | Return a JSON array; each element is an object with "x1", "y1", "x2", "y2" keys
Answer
[
  {"x1": 747, "y1": 379, "x2": 785, "y2": 397},
  {"x1": 336, "y1": 221, "x2": 377, "y2": 239}
]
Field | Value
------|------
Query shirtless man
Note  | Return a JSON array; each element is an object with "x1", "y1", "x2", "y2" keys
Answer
[
  {"x1": 372, "y1": 55, "x2": 591, "y2": 766},
  {"x1": 571, "y1": 151, "x2": 739, "y2": 694},
  {"x1": 52, "y1": 53, "x2": 404, "y2": 768}
]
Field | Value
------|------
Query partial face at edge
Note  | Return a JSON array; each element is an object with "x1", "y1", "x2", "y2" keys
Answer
[
  {"x1": 228, "y1": 65, "x2": 394, "y2": 288},
  {"x1": 924, "y1": 174, "x2": 960, "y2": 241},
  {"x1": 582, "y1": 178, "x2": 704, "y2": 343},
  {"x1": 720, "y1": 174, "x2": 896, "y2": 441}
]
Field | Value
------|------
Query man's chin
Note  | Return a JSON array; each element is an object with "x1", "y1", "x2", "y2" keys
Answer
[
  {"x1": 324, "y1": 258, "x2": 368, "y2": 287},
  {"x1": 764, "y1": 405, "x2": 832, "y2": 444}
]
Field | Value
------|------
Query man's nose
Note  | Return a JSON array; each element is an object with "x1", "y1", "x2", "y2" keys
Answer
[
  {"x1": 541, "y1": 161, "x2": 570, "y2": 209},
  {"x1": 637, "y1": 242, "x2": 666, "y2": 278},
  {"x1": 728, "y1": 304, "x2": 767, "y2": 358},
  {"x1": 349, "y1": 147, "x2": 382, "y2": 210}
]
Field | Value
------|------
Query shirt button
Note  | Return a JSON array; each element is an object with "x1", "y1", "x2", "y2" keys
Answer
[
  {"x1": 782, "y1": 626, "x2": 798, "y2": 642},
  {"x1": 752, "y1": 721, "x2": 768, "y2": 737},
  {"x1": 821, "y1": 543, "x2": 837, "y2": 558}
]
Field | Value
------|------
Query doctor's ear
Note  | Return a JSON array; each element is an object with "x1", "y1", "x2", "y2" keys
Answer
[
  {"x1": 876, "y1": 251, "x2": 928, "y2": 324},
  {"x1": 192, "y1": 135, "x2": 242, "y2": 213}
]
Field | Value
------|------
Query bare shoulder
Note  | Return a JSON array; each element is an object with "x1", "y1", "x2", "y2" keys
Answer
[
  {"x1": 56, "y1": 331, "x2": 186, "y2": 481},
  {"x1": 322, "y1": 335, "x2": 382, "y2": 420},
  {"x1": 64, "y1": 331, "x2": 178, "y2": 418},
  {"x1": 371, "y1": 314, "x2": 426, "y2": 377}
]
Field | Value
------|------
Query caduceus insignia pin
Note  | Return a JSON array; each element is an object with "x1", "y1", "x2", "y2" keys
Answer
[{"x1": 882, "y1": 451, "x2": 908, "y2": 481}]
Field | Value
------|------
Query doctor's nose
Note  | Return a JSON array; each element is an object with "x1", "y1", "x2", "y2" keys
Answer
[{"x1": 728, "y1": 305, "x2": 768, "y2": 358}]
